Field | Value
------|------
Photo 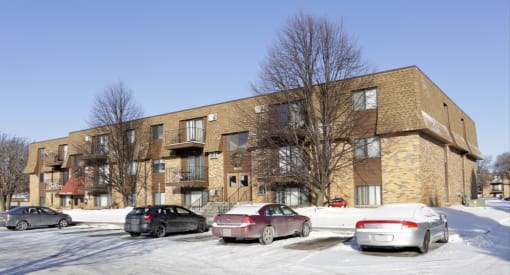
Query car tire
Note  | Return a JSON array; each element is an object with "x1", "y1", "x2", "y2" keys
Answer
[
  {"x1": 419, "y1": 231, "x2": 430, "y2": 253},
  {"x1": 259, "y1": 226, "x2": 275, "y2": 245},
  {"x1": 360, "y1": 245, "x2": 369, "y2": 251},
  {"x1": 439, "y1": 224, "x2": 449, "y2": 243},
  {"x1": 196, "y1": 222, "x2": 208, "y2": 233},
  {"x1": 58, "y1": 219, "x2": 69, "y2": 228},
  {"x1": 16, "y1": 220, "x2": 29, "y2": 231},
  {"x1": 153, "y1": 224, "x2": 166, "y2": 238},
  {"x1": 300, "y1": 222, "x2": 311, "y2": 237},
  {"x1": 129, "y1": 232, "x2": 141, "y2": 237}
]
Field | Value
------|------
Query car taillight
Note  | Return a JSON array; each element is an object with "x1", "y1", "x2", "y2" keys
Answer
[
  {"x1": 241, "y1": 216, "x2": 255, "y2": 225},
  {"x1": 143, "y1": 213, "x2": 155, "y2": 221},
  {"x1": 402, "y1": 220, "x2": 418, "y2": 229},
  {"x1": 355, "y1": 221, "x2": 366, "y2": 229}
]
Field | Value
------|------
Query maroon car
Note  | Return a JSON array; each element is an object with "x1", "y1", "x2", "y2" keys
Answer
[{"x1": 211, "y1": 203, "x2": 312, "y2": 245}]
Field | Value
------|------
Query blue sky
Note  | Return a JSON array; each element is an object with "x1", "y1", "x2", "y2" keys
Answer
[{"x1": 0, "y1": 0, "x2": 508, "y2": 160}]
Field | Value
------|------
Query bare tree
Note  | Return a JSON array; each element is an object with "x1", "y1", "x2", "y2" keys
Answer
[
  {"x1": 0, "y1": 133, "x2": 29, "y2": 211},
  {"x1": 252, "y1": 12, "x2": 370, "y2": 206},
  {"x1": 494, "y1": 152, "x2": 510, "y2": 175},
  {"x1": 84, "y1": 82, "x2": 147, "y2": 207}
]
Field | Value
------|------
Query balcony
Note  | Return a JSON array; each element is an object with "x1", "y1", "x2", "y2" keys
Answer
[
  {"x1": 166, "y1": 166, "x2": 208, "y2": 187},
  {"x1": 164, "y1": 127, "x2": 205, "y2": 151},
  {"x1": 45, "y1": 151, "x2": 66, "y2": 167},
  {"x1": 256, "y1": 159, "x2": 303, "y2": 182},
  {"x1": 81, "y1": 144, "x2": 109, "y2": 161}
]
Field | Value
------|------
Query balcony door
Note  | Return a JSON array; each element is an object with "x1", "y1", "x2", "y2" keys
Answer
[{"x1": 186, "y1": 118, "x2": 204, "y2": 142}]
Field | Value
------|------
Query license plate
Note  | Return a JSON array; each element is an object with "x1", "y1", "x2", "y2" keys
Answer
[
  {"x1": 223, "y1": 229, "x2": 232, "y2": 236},
  {"x1": 374, "y1": 234, "x2": 393, "y2": 242}
]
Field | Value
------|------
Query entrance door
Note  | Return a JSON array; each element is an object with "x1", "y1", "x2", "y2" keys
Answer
[{"x1": 226, "y1": 173, "x2": 250, "y2": 202}]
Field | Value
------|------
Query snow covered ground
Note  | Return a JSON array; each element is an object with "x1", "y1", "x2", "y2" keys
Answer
[{"x1": 0, "y1": 199, "x2": 508, "y2": 275}]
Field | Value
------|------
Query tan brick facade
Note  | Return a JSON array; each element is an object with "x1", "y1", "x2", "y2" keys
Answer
[{"x1": 25, "y1": 66, "x2": 481, "y2": 209}]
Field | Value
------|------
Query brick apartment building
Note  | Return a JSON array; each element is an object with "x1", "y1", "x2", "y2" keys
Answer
[{"x1": 24, "y1": 66, "x2": 482, "y2": 209}]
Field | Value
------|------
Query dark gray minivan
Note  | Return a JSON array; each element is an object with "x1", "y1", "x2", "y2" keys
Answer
[{"x1": 124, "y1": 205, "x2": 208, "y2": 237}]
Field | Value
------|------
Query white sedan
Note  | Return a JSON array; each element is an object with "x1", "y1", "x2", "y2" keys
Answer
[{"x1": 355, "y1": 203, "x2": 448, "y2": 253}]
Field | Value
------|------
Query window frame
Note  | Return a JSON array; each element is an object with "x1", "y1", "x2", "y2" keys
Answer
[
  {"x1": 354, "y1": 136, "x2": 380, "y2": 159},
  {"x1": 152, "y1": 159, "x2": 165, "y2": 173},
  {"x1": 152, "y1": 124, "x2": 163, "y2": 140},
  {"x1": 353, "y1": 88, "x2": 377, "y2": 111},
  {"x1": 355, "y1": 184, "x2": 382, "y2": 206}
]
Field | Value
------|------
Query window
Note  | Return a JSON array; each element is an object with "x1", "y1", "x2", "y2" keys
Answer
[
  {"x1": 63, "y1": 169, "x2": 69, "y2": 184},
  {"x1": 229, "y1": 175, "x2": 236, "y2": 187},
  {"x1": 277, "y1": 102, "x2": 304, "y2": 129},
  {"x1": 73, "y1": 155, "x2": 82, "y2": 167},
  {"x1": 98, "y1": 164, "x2": 110, "y2": 184},
  {"x1": 186, "y1": 118, "x2": 204, "y2": 142},
  {"x1": 354, "y1": 137, "x2": 380, "y2": 159},
  {"x1": 127, "y1": 161, "x2": 137, "y2": 176},
  {"x1": 39, "y1": 173, "x2": 45, "y2": 183},
  {"x1": 240, "y1": 175, "x2": 249, "y2": 187},
  {"x1": 152, "y1": 159, "x2": 165, "y2": 173},
  {"x1": 227, "y1": 132, "x2": 248, "y2": 151},
  {"x1": 38, "y1": 148, "x2": 45, "y2": 160},
  {"x1": 353, "y1": 88, "x2": 377, "y2": 111},
  {"x1": 152, "y1": 124, "x2": 163, "y2": 140},
  {"x1": 355, "y1": 185, "x2": 381, "y2": 206},
  {"x1": 257, "y1": 185, "x2": 266, "y2": 195},
  {"x1": 97, "y1": 134, "x2": 109, "y2": 154},
  {"x1": 126, "y1": 129, "x2": 135, "y2": 144},
  {"x1": 279, "y1": 146, "x2": 303, "y2": 174},
  {"x1": 59, "y1": 144, "x2": 68, "y2": 161},
  {"x1": 153, "y1": 192, "x2": 165, "y2": 204}
]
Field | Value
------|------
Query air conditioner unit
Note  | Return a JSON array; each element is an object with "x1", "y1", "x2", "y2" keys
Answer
[
  {"x1": 209, "y1": 189, "x2": 218, "y2": 196},
  {"x1": 84, "y1": 136, "x2": 91, "y2": 142},
  {"x1": 208, "y1": 113, "x2": 217, "y2": 121},
  {"x1": 254, "y1": 105, "x2": 266, "y2": 113}
]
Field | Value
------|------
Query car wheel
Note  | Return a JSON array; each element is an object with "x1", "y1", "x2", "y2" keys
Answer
[
  {"x1": 129, "y1": 232, "x2": 141, "y2": 237},
  {"x1": 153, "y1": 224, "x2": 166, "y2": 238},
  {"x1": 197, "y1": 222, "x2": 208, "y2": 233},
  {"x1": 259, "y1": 226, "x2": 275, "y2": 245},
  {"x1": 58, "y1": 219, "x2": 69, "y2": 228},
  {"x1": 16, "y1": 220, "x2": 29, "y2": 231},
  {"x1": 300, "y1": 222, "x2": 311, "y2": 237},
  {"x1": 419, "y1": 231, "x2": 430, "y2": 253},
  {"x1": 439, "y1": 224, "x2": 449, "y2": 243}
]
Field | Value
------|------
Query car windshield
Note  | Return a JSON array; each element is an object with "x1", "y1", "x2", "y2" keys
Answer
[
  {"x1": 129, "y1": 207, "x2": 151, "y2": 215},
  {"x1": 370, "y1": 205, "x2": 419, "y2": 219},
  {"x1": 226, "y1": 205, "x2": 263, "y2": 215}
]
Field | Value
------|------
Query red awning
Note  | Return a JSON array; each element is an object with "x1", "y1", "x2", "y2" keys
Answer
[{"x1": 58, "y1": 177, "x2": 85, "y2": 196}]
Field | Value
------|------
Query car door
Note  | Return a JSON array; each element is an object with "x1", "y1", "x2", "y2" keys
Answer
[
  {"x1": 281, "y1": 205, "x2": 301, "y2": 234},
  {"x1": 39, "y1": 207, "x2": 59, "y2": 226},
  {"x1": 161, "y1": 206, "x2": 181, "y2": 233},
  {"x1": 265, "y1": 205, "x2": 288, "y2": 236},
  {"x1": 421, "y1": 207, "x2": 442, "y2": 240},
  {"x1": 26, "y1": 207, "x2": 42, "y2": 226},
  {"x1": 174, "y1": 206, "x2": 196, "y2": 232}
]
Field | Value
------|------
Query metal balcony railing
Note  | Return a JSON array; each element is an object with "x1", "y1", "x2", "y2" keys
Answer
[
  {"x1": 166, "y1": 166, "x2": 208, "y2": 183},
  {"x1": 164, "y1": 127, "x2": 205, "y2": 145}
]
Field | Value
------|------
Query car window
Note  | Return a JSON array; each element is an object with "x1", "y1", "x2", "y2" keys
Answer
[
  {"x1": 129, "y1": 207, "x2": 150, "y2": 215},
  {"x1": 163, "y1": 207, "x2": 175, "y2": 214},
  {"x1": 27, "y1": 208, "x2": 39, "y2": 214},
  {"x1": 175, "y1": 207, "x2": 191, "y2": 215},
  {"x1": 281, "y1": 206, "x2": 295, "y2": 216},
  {"x1": 265, "y1": 205, "x2": 283, "y2": 216},
  {"x1": 40, "y1": 208, "x2": 54, "y2": 214}
]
